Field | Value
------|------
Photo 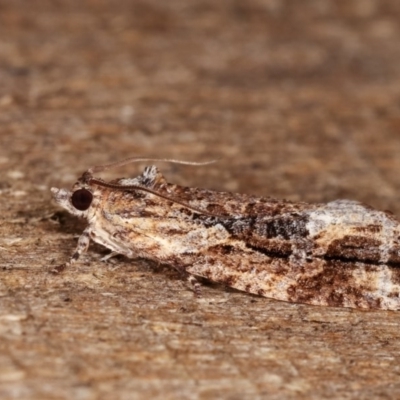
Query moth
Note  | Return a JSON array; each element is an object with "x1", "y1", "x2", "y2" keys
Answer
[{"x1": 51, "y1": 157, "x2": 400, "y2": 310}]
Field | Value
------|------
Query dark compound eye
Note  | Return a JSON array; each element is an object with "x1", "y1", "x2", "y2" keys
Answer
[{"x1": 71, "y1": 189, "x2": 93, "y2": 211}]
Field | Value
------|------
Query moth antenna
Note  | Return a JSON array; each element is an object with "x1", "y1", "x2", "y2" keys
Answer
[
  {"x1": 88, "y1": 178, "x2": 224, "y2": 218},
  {"x1": 88, "y1": 157, "x2": 217, "y2": 174}
]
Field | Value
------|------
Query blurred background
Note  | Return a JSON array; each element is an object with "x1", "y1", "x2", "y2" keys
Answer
[
  {"x1": 2, "y1": 1, "x2": 400, "y2": 399},
  {"x1": 2, "y1": 0, "x2": 400, "y2": 205}
]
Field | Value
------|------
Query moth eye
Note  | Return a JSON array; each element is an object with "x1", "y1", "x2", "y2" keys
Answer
[{"x1": 71, "y1": 189, "x2": 93, "y2": 211}]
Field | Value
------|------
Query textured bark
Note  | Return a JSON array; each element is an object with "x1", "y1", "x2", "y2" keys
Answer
[{"x1": 1, "y1": 1, "x2": 400, "y2": 399}]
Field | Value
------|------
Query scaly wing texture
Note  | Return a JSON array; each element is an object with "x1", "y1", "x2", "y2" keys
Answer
[
  {"x1": 186, "y1": 245, "x2": 400, "y2": 310},
  {"x1": 87, "y1": 168, "x2": 400, "y2": 309}
]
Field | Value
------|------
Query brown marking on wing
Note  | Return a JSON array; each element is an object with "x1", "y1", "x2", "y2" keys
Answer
[
  {"x1": 353, "y1": 224, "x2": 382, "y2": 234},
  {"x1": 205, "y1": 203, "x2": 229, "y2": 215},
  {"x1": 326, "y1": 236, "x2": 382, "y2": 263},
  {"x1": 220, "y1": 214, "x2": 311, "y2": 260},
  {"x1": 257, "y1": 215, "x2": 310, "y2": 240},
  {"x1": 246, "y1": 240, "x2": 293, "y2": 258},
  {"x1": 286, "y1": 260, "x2": 366, "y2": 307},
  {"x1": 387, "y1": 245, "x2": 400, "y2": 264},
  {"x1": 389, "y1": 268, "x2": 400, "y2": 285}
]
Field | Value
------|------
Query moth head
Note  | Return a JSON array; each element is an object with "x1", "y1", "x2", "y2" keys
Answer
[
  {"x1": 51, "y1": 156, "x2": 219, "y2": 220},
  {"x1": 51, "y1": 182, "x2": 94, "y2": 218}
]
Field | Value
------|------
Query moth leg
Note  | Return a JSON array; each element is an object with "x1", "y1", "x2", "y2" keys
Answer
[
  {"x1": 171, "y1": 264, "x2": 202, "y2": 296},
  {"x1": 187, "y1": 274, "x2": 202, "y2": 297},
  {"x1": 51, "y1": 228, "x2": 91, "y2": 273},
  {"x1": 101, "y1": 251, "x2": 119, "y2": 262}
]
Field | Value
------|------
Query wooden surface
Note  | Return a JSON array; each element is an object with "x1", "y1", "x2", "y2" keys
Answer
[{"x1": 1, "y1": 1, "x2": 400, "y2": 399}]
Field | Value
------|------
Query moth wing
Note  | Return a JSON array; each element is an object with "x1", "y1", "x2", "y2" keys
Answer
[{"x1": 186, "y1": 247, "x2": 400, "y2": 310}]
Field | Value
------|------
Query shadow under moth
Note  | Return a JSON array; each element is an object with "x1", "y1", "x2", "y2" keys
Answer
[{"x1": 51, "y1": 157, "x2": 400, "y2": 310}]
